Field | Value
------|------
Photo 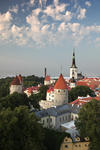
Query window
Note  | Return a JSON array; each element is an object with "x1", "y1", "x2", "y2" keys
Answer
[
  {"x1": 58, "y1": 90, "x2": 60, "y2": 93},
  {"x1": 59, "y1": 118, "x2": 61, "y2": 122},
  {"x1": 65, "y1": 145, "x2": 68, "y2": 148}
]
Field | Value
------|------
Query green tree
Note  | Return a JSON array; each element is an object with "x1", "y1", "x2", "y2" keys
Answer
[
  {"x1": 69, "y1": 85, "x2": 95, "y2": 102},
  {"x1": 0, "y1": 92, "x2": 30, "y2": 110},
  {"x1": 43, "y1": 128, "x2": 70, "y2": 150},
  {"x1": 0, "y1": 106, "x2": 45, "y2": 150},
  {"x1": 39, "y1": 85, "x2": 49, "y2": 100},
  {"x1": 75, "y1": 100, "x2": 100, "y2": 150},
  {"x1": 29, "y1": 94, "x2": 40, "y2": 110}
]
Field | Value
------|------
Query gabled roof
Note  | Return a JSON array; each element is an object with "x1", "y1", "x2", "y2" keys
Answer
[
  {"x1": 54, "y1": 74, "x2": 68, "y2": 90},
  {"x1": 70, "y1": 96, "x2": 100, "y2": 106},
  {"x1": 47, "y1": 87, "x2": 54, "y2": 93},
  {"x1": 10, "y1": 76, "x2": 21, "y2": 85},
  {"x1": 10, "y1": 74, "x2": 23, "y2": 86}
]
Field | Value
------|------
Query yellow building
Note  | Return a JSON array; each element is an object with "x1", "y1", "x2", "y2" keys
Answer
[{"x1": 60, "y1": 137, "x2": 89, "y2": 150}]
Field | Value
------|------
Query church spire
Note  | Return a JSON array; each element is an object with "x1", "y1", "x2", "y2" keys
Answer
[{"x1": 71, "y1": 50, "x2": 77, "y2": 68}]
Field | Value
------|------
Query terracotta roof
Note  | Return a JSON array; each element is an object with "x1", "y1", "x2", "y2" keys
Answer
[
  {"x1": 54, "y1": 74, "x2": 68, "y2": 90},
  {"x1": 47, "y1": 87, "x2": 54, "y2": 93},
  {"x1": 45, "y1": 75, "x2": 51, "y2": 81},
  {"x1": 70, "y1": 96, "x2": 100, "y2": 106},
  {"x1": 18, "y1": 74, "x2": 22, "y2": 83},
  {"x1": 10, "y1": 76, "x2": 21, "y2": 85}
]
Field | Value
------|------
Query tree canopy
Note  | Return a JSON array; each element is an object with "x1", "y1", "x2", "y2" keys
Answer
[
  {"x1": 0, "y1": 92, "x2": 30, "y2": 110},
  {"x1": 43, "y1": 128, "x2": 70, "y2": 150},
  {"x1": 75, "y1": 99, "x2": 100, "y2": 150},
  {"x1": 0, "y1": 106, "x2": 45, "y2": 150},
  {"x1": 69, "y1": 85, "x2": 95, "y2": 102}
]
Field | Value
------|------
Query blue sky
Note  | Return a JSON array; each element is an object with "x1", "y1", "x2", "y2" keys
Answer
[{"x1": 0, "y1": 0, "x2": 100, "y2": 77}]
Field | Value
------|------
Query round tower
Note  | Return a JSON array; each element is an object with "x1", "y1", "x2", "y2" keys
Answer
[
  {"x1": 54, "y1": 74, "x2": 68, "y2": 106},
  {"x1": 10, "y1": 75, "x2": 23, "y2": 94}
]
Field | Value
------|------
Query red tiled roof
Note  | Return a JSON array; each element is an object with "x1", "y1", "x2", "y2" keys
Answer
[
  {"x1": 45, "y1": 75, "x2": 51, "y2": 81},
  {"x1": 10, "y1": 76, "x2": 21, "y2": 85},
  {"x1": 54, "y1": 74, "x2": 68, "y2": 90},
  {"x1": 47, "y1": 87, "x2": 54, "y2": 93},
  {"x1": 70, "y1": 96, "x2": 100, "y2": 106},
  {"x1": 26, "y1": 86, "x2": 39, "y2": 93}
]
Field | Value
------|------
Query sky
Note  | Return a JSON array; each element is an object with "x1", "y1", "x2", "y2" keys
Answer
[{"x1": 0, "y1": 0, "x2": 100, "y2": 78}]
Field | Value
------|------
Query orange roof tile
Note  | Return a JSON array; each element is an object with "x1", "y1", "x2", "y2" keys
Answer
[
  {"x1": 10, "y1": 76, "x2": 21, "y2": 85},
  {"x1": 54, "y1": 74, "x2": 68, "y2": 90},
  {"x1": 45, "y1": 75, "x2": 51, "y2": 81}
]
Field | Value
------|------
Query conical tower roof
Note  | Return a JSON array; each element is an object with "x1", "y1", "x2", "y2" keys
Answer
[{"x1": 54, "y1": 74, "x2": 68, "y2": 89}]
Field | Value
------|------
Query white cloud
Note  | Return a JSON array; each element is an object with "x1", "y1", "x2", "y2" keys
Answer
[
  {"x1": 0, "y1": 11, "x2": 12, "y2": 23},
  {"x1": 67, "y1": 22, "x2": 80, "y2": 32},
  {"x1": 26, "y1": 14, "x2": 41, "y2": 33},
  {"x1": 54, "y1": 0, "x2": 59, "y2": 6},
  {"x1": 65, "y1": 11, "x2": 72, "y2": 21},
  {"x1": 30, "y1": 0, "x2": 35, "y2": 6},
  {"x1": 0, "y1": 11, "x2": 12, "y2": 40},
  {"x1": 77, "y1": 8, "x2": 86, "y2": 20},
  {"x1": 0, "y1": 0, "x2": 99, "y2": 48},
  {"x1": 32, "y1": 8, "x2": 41, "y2": 16},
  {"x1": 9, "y1": 5, "x2": 19, "y2": 13},
  {"x1": 55, "y1": 4, "x2": 66, "y2": 13},
  {"x1": 44, "y1": 6, "x2": 55, "y2": 17},
  {"x1": 41, "y1": 24, "x2": 50, "y2": 33},
  {"x1": 85, "y1": 1, "x2": 91, "y2": 7}
]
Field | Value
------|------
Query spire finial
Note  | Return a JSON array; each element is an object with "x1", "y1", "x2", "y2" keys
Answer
[{"x1": 71, "y1": 49, "x2": 77, "y2": 68}]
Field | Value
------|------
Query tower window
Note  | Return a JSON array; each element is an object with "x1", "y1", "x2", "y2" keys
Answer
[{"x1": 65, "y1": 145, "x2": 68, "y2": 148}]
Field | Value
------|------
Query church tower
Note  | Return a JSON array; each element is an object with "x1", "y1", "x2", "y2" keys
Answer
[{"x1": 70, "y1": 51, "x2": 78, "y2": 79}]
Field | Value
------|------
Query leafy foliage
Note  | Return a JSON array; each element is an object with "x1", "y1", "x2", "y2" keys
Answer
[
  {"x1": 69, "y1": 85, "x2": 95, "y2": 102},
  {"x1": 0, "y1": 77, "x2": 12, "y2": 98},
  {"x1": 43, "y1": 128, "x2": 70, "y2": 150},
  {"x1": 29, "y1": 94, "x2": 40, "y2": 110},
  {"x1": 0, "y1": 92, "x2": 30, "y2": 110},
  {"x1": 38, "y1": 85, "x2": 49, "y2": 100},
  {"x1": 23, "y1": 75, "x2": 44, "y2": 87},
  {"x1": 29, "y1": 85, "x2": 49, "y2": 110},
  {"x1": 0, "y1": 106, "x2": 45, "y2": 150},
  {"x1": 75, "y1": 100, "x2": 100, "y2": 150}
]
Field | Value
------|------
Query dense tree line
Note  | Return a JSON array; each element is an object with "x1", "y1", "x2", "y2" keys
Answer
[
  {"x1": 23, "y1": 75, "x2": 44, "y2": 87},
  {"x1": 75, "y1": 100, "x2": 100, "y2": 150}
]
